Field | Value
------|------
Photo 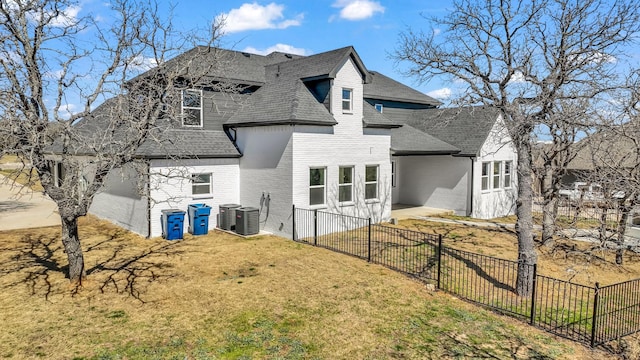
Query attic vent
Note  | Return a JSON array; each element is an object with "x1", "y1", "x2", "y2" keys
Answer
[
  {"x1": 285, "y1": 54, "x2": 292, "y2": 58},
  {"x1": 241, "y1": 52, "x2": 250, "y2": 57}
]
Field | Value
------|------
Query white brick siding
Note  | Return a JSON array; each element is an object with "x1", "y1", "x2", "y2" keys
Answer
[{"x1": 148, "y1": 158, "x2": 240, "y2": 237}]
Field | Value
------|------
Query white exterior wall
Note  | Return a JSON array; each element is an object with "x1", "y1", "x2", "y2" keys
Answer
[
  {"x1": 473, "y1": 116, "x2": 518, "y2": 219},
  {"x1": 89, "y1": 163, "x2": 149, "y2": 236},
  {"x1": 395, "y1": 155, "x2": 471, "y2": 215},
  {"x1": 148, "y1": 158, "x2": 240, "y2": 237},
  {"x1": 236, "y1": 125, "x2": 294, "y2": 238},
  {"x1": 292, "y1": 58, "x2": 392, "y2": 224}
]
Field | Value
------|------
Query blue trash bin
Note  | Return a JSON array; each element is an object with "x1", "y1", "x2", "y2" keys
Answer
[
  {"x1": 161, "y1": 209, "x2": 185, "y2": 240},
  {"x1": 188, "y1": 203, "x2": 212, "y2": 235}
]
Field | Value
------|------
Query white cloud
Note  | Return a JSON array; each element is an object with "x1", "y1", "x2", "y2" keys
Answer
[
  {"x1": 331, "y1": 0, "x2": 384, "y2": 21},
  {"x1": 242, "y1": 44, "x2": 308, "y2": 56},
  {"x1": 218, "y1": 2, "x2": 303, "y2": 33},
  {"x1": 49, "y1": 5, "x2": 81, "y2": 27},
  {"x1": 427, "y1": 87, "x2": 452, "y2": 100},
  {"x1": 129, "y1": 55, "x2": 158, "y2": 71},
  {"x1": 58, "y1": 103, "x2": 79, "y2": 119}
]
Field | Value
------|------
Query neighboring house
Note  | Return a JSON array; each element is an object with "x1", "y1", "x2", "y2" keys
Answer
[{"x1": 66, "y1": 45, "x2": 517, "y2": 238}]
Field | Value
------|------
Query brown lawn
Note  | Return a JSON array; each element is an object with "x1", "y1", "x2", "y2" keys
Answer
[{"x1": 0, "y1": 216, "x2": 616, "y2": 359}]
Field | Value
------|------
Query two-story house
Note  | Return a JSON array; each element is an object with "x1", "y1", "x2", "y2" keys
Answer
[{"x1": 83, "y1": 45, "x2": 517, "y2": 238}]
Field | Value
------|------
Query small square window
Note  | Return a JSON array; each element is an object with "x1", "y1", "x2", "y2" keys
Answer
[
  {"x1": 191, "y1": 173, "x2": 211, "y2": 195},
  {"x1": 375, "y1": 103, "x2": 383, "y2": 113},
  {"x1": 342, "y1": 88, "x2": 352, "y2": 112}
]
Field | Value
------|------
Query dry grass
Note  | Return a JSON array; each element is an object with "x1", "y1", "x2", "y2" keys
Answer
[
  {"x1": 398, "y1": 218, "x2": 640, "y2": 287},
  {"x1": 0, "y1": 216, "x2": 611, "y2": 359}
]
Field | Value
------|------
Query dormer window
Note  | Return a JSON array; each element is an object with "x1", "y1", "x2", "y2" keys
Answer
[
  {"x1": 182, "y1": 89, "x2": 203, "y2": 127},
  {"x1": 342, "y1": 88, "x2": 352, "y2": 113}
]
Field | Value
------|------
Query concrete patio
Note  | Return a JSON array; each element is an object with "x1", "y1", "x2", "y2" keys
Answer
[{"x1": 390, "y1": 204, "x2": 453, "y2": 220}]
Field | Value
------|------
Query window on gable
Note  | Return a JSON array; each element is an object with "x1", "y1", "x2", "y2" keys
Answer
[
  {"x1": 375, "y1": 103, "x2": 383, "y2": 113},
  {"x1": 309, "y1": 167, "x2": 326, "y2": 206},
  {"x1": 481, "y1": 162, "x2": 490, "y2": 191},
  {"x1": 182, "y1": 89, "x2": 203, "y2": 127},
  {"x1": 191, "y1": 173, "x2": 211, "y2": 195},
  {"x1": 342, "y1": 88, "x2": 352, "y2": 112},
  {"x1": 338, "y1": 166, "x2": 353, "y2": 203},
  {"x1": 503, "y1": 161, "x2": 512, "y2": 188},
  {"x1": 493, "y1": 161, "x2": 501, "y2": 189},
  {"x1": 365, "y1": 165, "x2": 378, "y2": 200}
]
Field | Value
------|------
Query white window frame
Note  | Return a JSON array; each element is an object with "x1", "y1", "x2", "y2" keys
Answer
[
  {"x1": 375, "y1": 103, "x2": 383, "y2": 113},
  {"x1": 181, "y1": 89, "x2": 203, "y2": 127},
  {"x1": 191, "y1": 173, "x2": 212, "y2": 196},
  {"x1": 492, "y1": 161, "x2": 502, "y2": 189},
  {"x1": 338, "y1": 166, "x2": 354, "y2": 204},
  {"x1": 365, "y1": 165, "x2": 379, "y2": 200},
  {"x1": 481, "y1": 162, "x2": 491, "y2": 191},
  {"x1": 342, "y1": 88, "x2": 352, "y2": 113},
  {"x1": 503, "y1": 161, "x2": 513, "y2": 188},
  {"x1": 309, "y1": 167, "x2": 326, "y2": 206}
]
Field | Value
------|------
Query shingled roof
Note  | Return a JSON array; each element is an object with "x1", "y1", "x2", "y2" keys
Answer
[
  {"x1": 225, "y1": 78, "x2": 337, "y2": 127},
  {"x1": 135, "y1": 129, "x2": 240, "y2": 158},
  {"x1": 395, "y1": 106, "x2": 502, "y2": 157},
  {"x1": 364, "y1": 71, "x2": 441, "y2": 106},
  {"x1": 267, "y1": 46, "x2": 370, "y2": 82},
  {"x1": 363, "y1": 101, "x2": 401, "y2": 128},
  {"x1": 391, "y1": 124, "x2": 460, "y2": 155}
]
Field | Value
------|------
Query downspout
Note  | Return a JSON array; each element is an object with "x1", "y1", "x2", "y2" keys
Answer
[
  {"x1": 146, "y1": 159, "x2": 152, "y2": 238},
  {"x1": 468, "y1": 157, "x2": 474, "y2": 217}
]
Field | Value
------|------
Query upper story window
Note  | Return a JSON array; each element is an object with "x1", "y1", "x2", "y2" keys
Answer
[
  {"x1": 342, "y1": 88, "x2": 352, "y2": 113},
  {"x1": 375, "y1": 103, "x2": 383, "y2": 113},
  {"x1": 338, "y1": 166, "x2": 353, "y2": 203},
  {"x1": 365, "y1": 165, "x2": 378, "y2": 200},
  {"x1": 309, "y1": 167, "x2": 326, "y2": 206},
  {"x1": 191, "y1": 173, "x2": 211, "y2": 195},
  {"x1": 182, "y1": 89, "x2": 203, "y2": 127}
]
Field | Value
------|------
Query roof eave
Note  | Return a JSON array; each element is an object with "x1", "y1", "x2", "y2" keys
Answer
[
  {"x1": 226, "y1": 119, "x2": 337, "y2": 128},
  {"x1": 364, "y1": 95, "x2": 441, "y2": 106},
  {"x1": 391, "y1": 150, "x2": 461, "y2": 156}
]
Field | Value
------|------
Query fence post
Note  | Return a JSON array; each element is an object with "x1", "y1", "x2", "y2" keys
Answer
[
  {"x1": 436, "y1": 234, "x2": 442, "y2": 290},
  {"x1": 367, "y1": 218, "x2": 372, "y2": 263},
  {"x1": 313, "y1": 209, "x2": 318, "y2": 246},
  {"x1": 590, "y1": 282, "x2": 600, "y2": 348},
  {"x1": 529, "y1": 263, "x2": 537, "y2": 325},
  {"x1": 292, "y1": 204, "x2": 296, "y2": 241}
]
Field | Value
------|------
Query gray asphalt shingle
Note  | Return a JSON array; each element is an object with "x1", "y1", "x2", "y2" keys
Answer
[
  {"x1": 391, "y1": 124, "x2": 460, "y2": 155},
  {"x1": 364, "y1": 71, "x2": 441, "y2": 106}
]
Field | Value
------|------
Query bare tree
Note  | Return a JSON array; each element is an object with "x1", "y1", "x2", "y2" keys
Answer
[
  {"x1": 395, "y1": 0, "x2": 640, "y2": 295},
  {"x1": 0, "y1": 0, "x2": 223, "y2": 283}
]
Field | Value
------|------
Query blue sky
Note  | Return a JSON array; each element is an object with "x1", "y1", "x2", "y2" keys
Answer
[
  {"x1": 46, "y1": 0, "x2": 640, "y2": 113},
  {"x1": 84, "y1": 0, "x2": 455, "y2": 101},
  {"x1": 174, "y1": 0, "x2": 453, "y2": 99}
]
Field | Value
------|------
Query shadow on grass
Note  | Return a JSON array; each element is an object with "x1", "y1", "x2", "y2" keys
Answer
[{"x1": 0, "y1": 229, "x2": 186, "y2": 302}]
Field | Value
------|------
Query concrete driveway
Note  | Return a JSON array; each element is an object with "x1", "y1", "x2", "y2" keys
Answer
[{"x1": 0, "y1": 174, "x2": 60, "y2": 231}]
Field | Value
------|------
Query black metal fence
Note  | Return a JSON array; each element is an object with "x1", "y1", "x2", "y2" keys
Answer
[
  {"x1": 292, "y1": 206, "x2": 640, "y2": 348},
  {"x1": 532, "y1": 201, "x2": 621, "y2": 224}
]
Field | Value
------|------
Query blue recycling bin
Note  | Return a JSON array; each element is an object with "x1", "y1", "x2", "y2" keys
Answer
[
  {"x1": 188, "y1": 203, "x2": 212, "y2": 235},
  {"x1": 161, "y1": 209, "x2": 185, "y2": 240}
]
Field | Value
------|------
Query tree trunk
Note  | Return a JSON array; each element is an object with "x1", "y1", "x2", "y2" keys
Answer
[
  {"x1": 515, "y1": 141, "x2": 538, "y2": 296},
  {"x1": 542, "y1": 197, "x2": 558, "y2": 248},
  {"x1": 61, "y1": 216, "x2": 86, "y2": 284},
  {"x1": 616, "y1": 202, "x2": 632, "y2": 265}
]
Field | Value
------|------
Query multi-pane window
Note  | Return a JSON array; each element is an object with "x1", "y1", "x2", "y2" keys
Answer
[
  {"x1": 342, "y1": 88, "x2": 352, "y2": 112},
  {"x1": 375, "y1": 103, "x2": 383, "y2": 113},
  {"x1": 309, "y1": 167, "x2": 326, "y2": 206},
  {"x1": 338, "y1": 166, "x2": 353, "y2": 203},
  {"x1": 365, "y1": 165, "x2": 378, "y2": 200},
  {"x1": 503, "y1": 161, "x2": 512, "y2": 188},
  {"x1": 182, "y1": 89, "x2": 203, "y2": 127},
  {"x1": 493, "y1": 162, "x2": 501, "y2": 189},
  {"x1": 191, "y1": 173, "x2": 211, "y2": 195},
  {"x1": 481, "y1": 162, "x2": 491, "y2": 190}
]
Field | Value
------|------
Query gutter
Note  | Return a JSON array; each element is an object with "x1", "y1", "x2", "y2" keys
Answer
[{"x1": 469, "y1": 157, "x2": 475, "y2": 217}]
